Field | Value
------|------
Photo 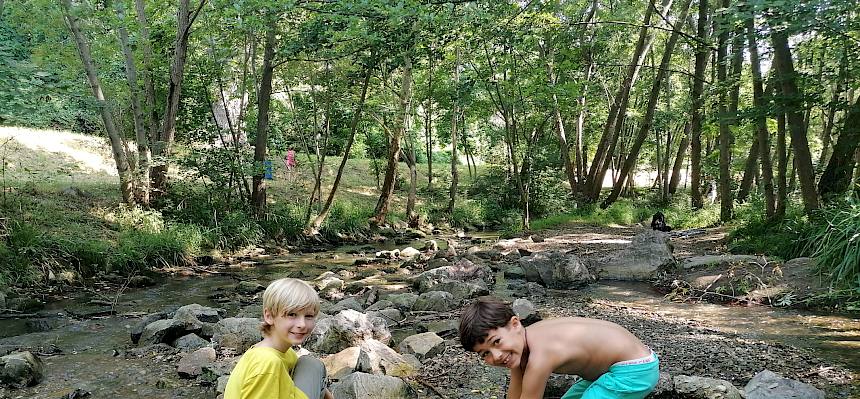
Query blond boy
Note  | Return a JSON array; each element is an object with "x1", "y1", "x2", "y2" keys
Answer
[{"x1": 225, "y1": 278, "x2": 333, "y2": 399}]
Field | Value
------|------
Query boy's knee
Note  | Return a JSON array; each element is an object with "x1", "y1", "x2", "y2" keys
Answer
[{"x1": 296, "y1": 355, "x2": 327, "y2": 375}]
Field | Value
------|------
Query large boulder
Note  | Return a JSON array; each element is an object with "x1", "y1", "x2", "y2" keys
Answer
[
  {"x1": 177, "y1": 347, "x2": 217, "y2": 379},
  {"x1": 673, "y1": 375, "x2": 743, "y2": 399},
  {"x1": 385, "y1": 293, "x2": 419, "y2": 311},
  {"x1": 358, "y1": 339, "x2": 421, "y2": 377},
  {"x1": 174, "y1": 304, "x2": 225, "y2": 323},
  {"x1": 330, "y1": 372, "x2": 413, "y2": 399},
  {"x1": 130, "y1": 312, "x2": 170, "y2": 344},
  {"x1": 139, "y1": 318, "x2": 203, "y2": 346},
  {"x1": 0, "y1": 351, "x2": 44, "y2": 388},
  {"x1": 322, "y1": 347, "x2": 373, "y2": 380},
  {"x1": 594, "y1": 230, "x2": 675, "y2": 281},
  {"x1": 397, "y1": 332, "x2": 445, "y2": 362},
  {"x1": 517, "y1": 250, "x2": 593, "y2": 289},
  {"x1": 305, "y1": 310, "x2": 391, "y2": 354},
  {"x1": 412, "y1": 291, "x2": 456, "y2": 312},
  {"x1": 413, "y1": 259, "x2": 491, "y2": 292},
  {"x1": 211, "y1": 318, "x2": 262, "y2": 352},
  {"x1": 432, "y1": 280, "x2": 489, "y2": 302},
  {"x1": 744, "y1": 370, "x2": 825, "y2": 399}
]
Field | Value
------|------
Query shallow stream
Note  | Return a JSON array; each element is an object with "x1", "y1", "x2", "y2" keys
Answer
[{"x1": 1, "y1": 242, "x2": 858, "y2": 398}]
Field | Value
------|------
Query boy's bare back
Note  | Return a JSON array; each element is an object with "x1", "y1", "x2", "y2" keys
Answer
[{"x1": 524, "y1": 317, "x2": 652, "y2": 381}]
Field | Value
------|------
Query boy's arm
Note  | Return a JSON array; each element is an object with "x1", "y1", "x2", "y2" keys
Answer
[
  {"x1": 518, "y1": 360, "x2": 554, "y2": 399},
  {"x1": 506, "y1": 365, "x2": 523, "y2": 399}
]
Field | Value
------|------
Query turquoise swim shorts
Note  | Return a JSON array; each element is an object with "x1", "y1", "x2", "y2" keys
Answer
[{"x1": 561, "y1": 352, "x2": 659, "y2": 399}]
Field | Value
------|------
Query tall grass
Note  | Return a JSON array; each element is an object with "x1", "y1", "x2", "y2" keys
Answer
[{"x1": 804, "y1": 199, "x2": 860, "y2": 291}]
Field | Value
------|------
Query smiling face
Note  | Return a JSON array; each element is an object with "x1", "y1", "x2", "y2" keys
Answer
[
  {"x1": 263, "y1": 306, "x2": 317, "y2": 351},
  {"x1": 471, "y1": 316, "x2": 527, "y2": 370}
]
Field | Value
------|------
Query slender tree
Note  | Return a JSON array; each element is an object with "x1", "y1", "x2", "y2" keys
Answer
[
  {"x1": 690, "y1": 0, "x2": 709, "y2": 209},
  {"x1": 60, "y1": 0, "x2": 133, "y2": 204},
  {"x1": 770, "y1": 23, "x2": 820, "y2": 212}
]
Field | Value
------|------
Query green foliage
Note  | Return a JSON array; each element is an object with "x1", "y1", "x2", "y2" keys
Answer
[
  {"x1": 320, "y1": 201, "x2": 374, "y2": 237},
  {"x1": 529, "y1": 169, "x2": 572, "y2": 218},
  {"x1": 728, "y1": 206, "x2": 811, "y2": 259},
  {"x1": 804, "y1": 199, "x2": 860, "y2": 291}
]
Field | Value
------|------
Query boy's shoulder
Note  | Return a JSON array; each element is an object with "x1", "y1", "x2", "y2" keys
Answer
[{"x1": 238, "y1": 346, "x2": 296, "y2": 371}]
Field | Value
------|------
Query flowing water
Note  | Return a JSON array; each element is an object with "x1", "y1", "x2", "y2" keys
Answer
[{"x1": 1, "y1": 242, "x2": 858, "y2": 398}]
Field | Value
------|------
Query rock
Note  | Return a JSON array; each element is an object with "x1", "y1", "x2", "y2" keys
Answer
[
  {"x1": 0, "y1": 291, "x2": 5, "y2": 310},
  {"x1": 128, "y1": 275, "x2": 156, "y2": 288},
  {"x1": 508, "y1": 280, "x2": 547, "y2": 297},
  {"x1": 650, "y1": 372, "x2": 675, "y2": 396},
  {"x1": 400, "y1": 247, "x2": 421, "y2": 258},
  {"x1": 322, "y1": 347, "x2": 373, "y2": 380},
  {"x1": 512, "y1": 298, "x2": 541, "y2": 325},
  {"x1": 432, "y1": 280, "x2": 489, "y2": 301},
  {"x1": 125, "y1": 343, "x2": 180, "y2": 358},
  {"x1": 412, "y1": 291, "x2": 456, "y2": 312},
  {"x1": 385, "y1": 293, "x2": 419, "y2": 311},
  {"x1": 397, "y1": 332, "x2": 445, "y2": 361},
  {"x1": 517, "y1": 251, "x2": 593, "y2": 289},
  {"x1": 211, "y1": 318, "x2": 262, "y2": 352},
  {"x1": 368, "y1": 308, "x2": 403, "y2": 327},
  {"x1": 175, "y1": 304, "x2": 225, "y2": 323},
  {"x1": 6, "y1": 297, "x2": 44, "y2": 313},
  {"x1": 673, "y1": 375, "x2": 743, "y2": 399},
  {"x1": 423, "y1": 240, "x2": 439, "y2": 252},
  {"x1": 359, "y1": 339, "x2": 421, "y2": 377},
  {"x1": 336, "y1": 297, "x2": 364, "y2": 312},
  {"x1": 177, "y1": 347, "x2": 217, "y2": 379},
  {"x1": 744, "y1": 369, "x2": 825, "y2": 399},
  {"x1": 140, "y1": 318, "x2": 203, "y2": 346},
  {"x1": 375, "y1": 249, "x2": 400, "y2": 259},
  {"x1": 365, "y1": 300, "x2": 394, "y2": 312},
  {"x1": 315, "y1": 272, "x2": 346, "y2": 301},
  {"x1": 329, "y1": 372, "x2": 412, "y2": 399},
  {"x1": 236, "y1": 281, "x2": 265, "y2": 295},
  {"x1": 0, "y1": 351, "x2": 44, "y2": 388},
  {"x1": 413, "y1": 259, "x2": 492, "y2": 292},
  {"x1": 545, "y1": 374, "x2": 579, "y2": 397},
  {"x1": 595, "y1": 230, "x2": 675, "y2": 281},
  {"x1": 682, "y1": 255, "x2": 766, "y2": 270},
  {"x1": 420, "y1": 319, "x2": 458, "y2": 337},
  {"x1": 216, "y1": 375, "x2": 230, "y2": 394},
  {"x1": 305, "y1": 310, "x2": 391, "y2": 354},
  {"x1": 504, "y1": 265, "x2": 526, "y2": 280},
  {"x1": 172, "y1": 333, "x2": 210, "y2": 352}
]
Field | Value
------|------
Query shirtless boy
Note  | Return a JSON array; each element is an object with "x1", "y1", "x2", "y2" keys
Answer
[{"x1": 459, "y1": 297, "x2": 659, "y2": 399}]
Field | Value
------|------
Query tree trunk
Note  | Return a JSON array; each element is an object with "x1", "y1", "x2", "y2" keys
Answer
[
  {"x1": 745, "y1": 16, "x2": 775, "y2": 216},
  {"x1": 690, "y1": 0, "x2": 709, "y2": 209},
  {"x1": 736, "y1": 140, "x2": 759, "y2": 202},
  {"x1": 601, "y1": 0, "x2": 692, "y2": 208},
  {"x1": 133, "y1": 0, "x2": 158, "y2": 162},
  {"x1": 716, "y1": 0, "x2": 735, "y2": 222},
  {"x1": 308, "y1": 66, "x2": 373, "y2": 234},
  {"x1": 115, "y1": 1, "x2": 150, "y2": 207},
  {"x1": 61, "y1": 0, "x2": 133, "y2": 204},
  {"x1": 770, "y1": 28, "x2": 820, "y2": 212},
  {"x1": 447, "y1": 48, "x2": 460, "y2": 215},
  {"x1": 775, "y1": 111, "x2": 788, "y2": 217},
  {"x1": 585, "y1": 0, "x2": 668, "y2": 201},
  {"x1": 819, "y1": 98, "x2": 860, "y2": 200},
  {"x1": 541, "y1": 43, "x2": 577, "y2": 195},
  {"x1": 669, "y1": 122, "x2": 690, "y2": 194},
  {"x1": 372, "y1": 53, "x2": 413, "y2": 225},
  {"x1": 251, "y1": 22, "x2": 276, "y2": 214},
  {"x1": 151, "y1": 0, "x2": 202, "y2": 194},
  {"x1": 425, "y1": 43, "x2": 434, "y2": 190}
]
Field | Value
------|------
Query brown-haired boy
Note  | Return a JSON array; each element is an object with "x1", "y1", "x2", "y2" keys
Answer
[{"x1": 459, "y1": 297, "x2": 658, "y2": 399}]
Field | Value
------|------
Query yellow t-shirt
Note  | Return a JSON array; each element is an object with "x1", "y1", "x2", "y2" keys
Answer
[{"x1": 224, "y1": 346, "x2": 309, "y2": 399}]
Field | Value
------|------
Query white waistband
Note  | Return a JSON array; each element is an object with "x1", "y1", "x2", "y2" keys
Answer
[{"x1": 613, "y1": 351, "x2": 657, "y2": 366}]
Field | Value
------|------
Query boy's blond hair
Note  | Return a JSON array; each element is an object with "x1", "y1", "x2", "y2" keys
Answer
[{"x1": 260, "y1": 278, "x2": 321, "y2": 335}]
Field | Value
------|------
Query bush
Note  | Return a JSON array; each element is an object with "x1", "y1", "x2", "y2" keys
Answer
[
  {"x1": 529, "y1": 169, "x2": 572, "y2": 218},
  {"x1": 728, "y1": 207, "x2": 810, "y2": 259},
  {"x1": 320, "y1": 201, "x2": 374, "y2": 238}
]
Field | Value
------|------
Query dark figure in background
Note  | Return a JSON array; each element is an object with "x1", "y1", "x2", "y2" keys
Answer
[{"x1": 651, "y1": 212, "x2": 673, "y2": 232}]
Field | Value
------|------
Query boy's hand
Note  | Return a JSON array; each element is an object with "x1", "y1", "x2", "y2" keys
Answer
[{"x1": 323, "y1": 388, "x2": 334, "y2": 399}]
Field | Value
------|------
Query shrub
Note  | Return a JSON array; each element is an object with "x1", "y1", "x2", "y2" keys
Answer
[{"x1": 320, "y1": 201, "x2": 374, "y2": 237}]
